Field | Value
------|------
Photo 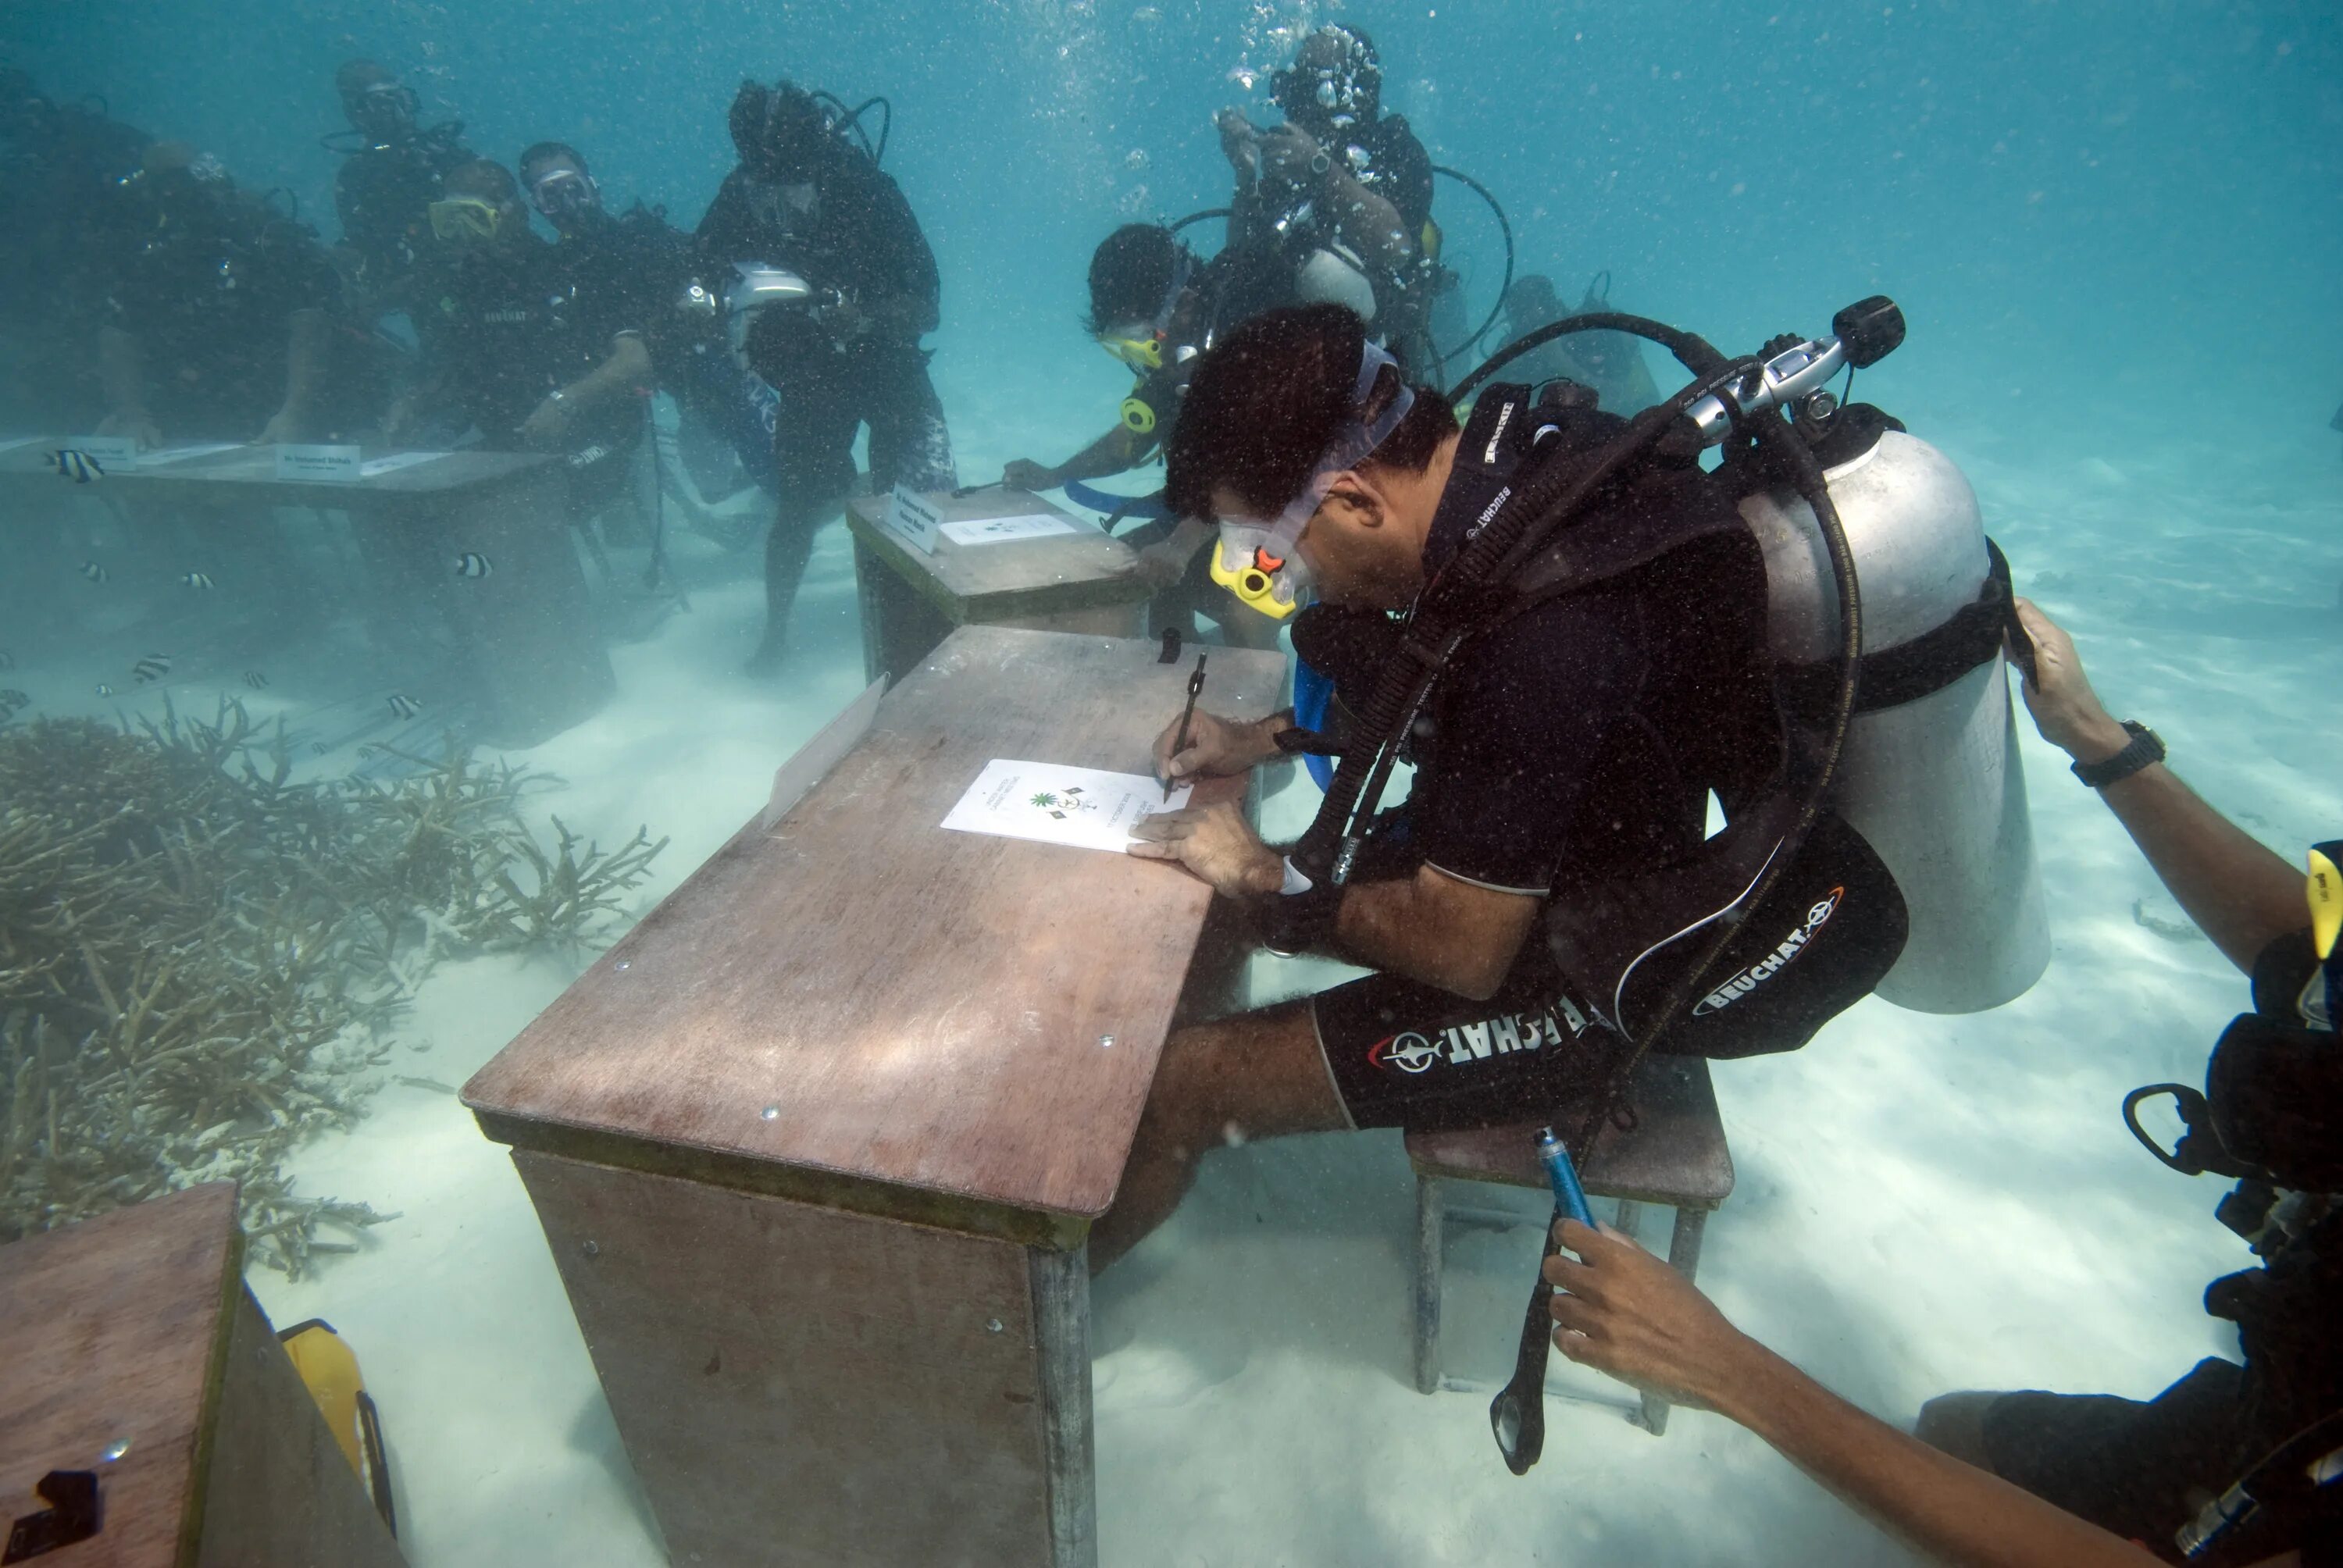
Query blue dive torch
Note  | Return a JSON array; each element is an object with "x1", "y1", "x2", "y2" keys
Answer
[{"x1": 1491, "y1": 1124, "x2": 1596, "y2": 1476}]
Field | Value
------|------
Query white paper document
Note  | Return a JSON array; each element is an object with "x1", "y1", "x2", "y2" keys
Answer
[
  {"x1": 940, "y1": 512, "x2": 1081, "y2": 547},
  {"x1": 940, "y1": 760, "x2": 1189, "y2": 852}
]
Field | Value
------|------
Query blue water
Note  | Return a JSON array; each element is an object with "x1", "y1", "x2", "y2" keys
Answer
[{"x1": 5, "y1": 3, "x2": 2342, "y2": 1564}]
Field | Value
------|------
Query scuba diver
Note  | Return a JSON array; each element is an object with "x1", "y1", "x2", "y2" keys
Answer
[
  {"x1": 697, "y1": 77, "x2": 957, "y2": 675},
  {"x1": 1217, "y1": 24, "x2": 1441, "y2": 377},
  {"x1": 1499, "y1": 273, "x2": 1664, "y2": 415},
  {"x1": 392, "y1": 159, "x2": 651, "y2": 525},
  {"x1": 326, "y1": 59, "x2": 474, "y2": 316},
  {"x1": 998, "y1": 222, "x2": 1286, "y2": 647},
  {"x1": 1097, "y1": 296, "x2": 2048, "y2": 1273},
  {"x1": 1, "y1": 68, "x2": 151, "y2": 431},
  {"x1": 94, "y1": 141, "x2": 341, "y2": 445}
]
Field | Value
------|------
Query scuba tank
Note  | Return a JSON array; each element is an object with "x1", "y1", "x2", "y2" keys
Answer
[{"x1": 1740, "y1": 416, "x2": 2050, "y2": 1013}]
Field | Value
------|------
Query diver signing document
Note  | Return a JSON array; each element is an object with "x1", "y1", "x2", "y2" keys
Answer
[{"x1": 942, "y1": 760, "x2": 1189, "y2": 852}]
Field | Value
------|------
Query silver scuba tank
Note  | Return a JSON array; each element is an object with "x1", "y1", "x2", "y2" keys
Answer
[{"x1": 1740, "y1": 428, "x2": 2052, "y2": 1014}]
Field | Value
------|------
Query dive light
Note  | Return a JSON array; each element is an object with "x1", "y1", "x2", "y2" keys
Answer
[{"x1": 1681, "y1": 295, "x2": 1906, "y2": 447}]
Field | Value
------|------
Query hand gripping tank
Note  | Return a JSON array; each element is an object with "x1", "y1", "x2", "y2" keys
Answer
[{"x1": 1740, "y1": 429, "x2": 2051, "y2": 1013}]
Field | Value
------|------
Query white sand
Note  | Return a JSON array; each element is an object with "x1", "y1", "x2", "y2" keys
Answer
[{"x1": 213, "y1": 359, "x2": 2343, "y2": 1566}]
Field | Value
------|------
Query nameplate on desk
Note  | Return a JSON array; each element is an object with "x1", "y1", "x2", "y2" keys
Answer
[
  {"x1": 273, "y1": 444, "x2": 362, "y2": 483},
  {"x1": 64, "y1": 435, "x2": 140, "y2": 467},
  {"x1": 883, "y1": 483, "x2": 941, "y2": 554}
]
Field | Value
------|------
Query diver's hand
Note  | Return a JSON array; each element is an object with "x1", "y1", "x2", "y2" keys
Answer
[
  {"x1": 254, "y1": 408, "x2": 304, "y2": 446},
  {"x1": 1216, "y1": 108, "x2": 1260, "y2": 172},
  {"x1": 98, "y1": 409, "x2": 162, "y2": 451},
  {"x1": 1545, "y1": 1218, "x2": 1761, "y2": 1417},
  {"x1": 2010, "y1": 598, "x2": 2130, "y2": 764},
  {"x1": 519, "y1": 394, "x2": 571, "y2": 451},
  {"x1": 1002, "y1": 458, "x2": 1061, "y2": 493},
  {"x1": 1153, "y1": 707, "x2": 1287, "y2": 786},
  {"x1": 1127, "y1": 799, "x2": 1284, "y2": 898},
  {"x1": 1134, "y1": 537, "x2": 1190, "y2": 589},
  {"x1": 1256, "y1": 123, "x2": 1323, "y2": 182}
]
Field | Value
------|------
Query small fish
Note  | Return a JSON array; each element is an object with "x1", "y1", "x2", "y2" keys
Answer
[
  {"x1": 394, "y1": 1074, "x2": 456, "y2": 1095},
  {"x1": 46, "y1": 449, "x2": 105, "y2": 483},
  {"x1": 386, "y1": 693, "x2": 421, "y2": 720},
  {"x1": 180, "y1": 571, "x2": 216, "y2": 590},
  {"x1": 95, "y1": 682, "x2": 115, "y2": 697},
  {"x1": 242, "y1": 670, "x2": 269, "y2": 690},
  {"x1": 80, "y1": 561, "x2": 109, "y2": 584},
  {"x1": 132, "y1": 654, "x2": 172, "y2": 684},
  {"x1": 452, "y1": 551, "x2": 494, "y2": 579}
]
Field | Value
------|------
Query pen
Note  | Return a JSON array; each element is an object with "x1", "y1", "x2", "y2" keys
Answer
[
  {"x1": 1535, "y1": 1125, "x2": 1595, "y2": 1228},
  {"x1": 1166, "y1": 652, "x2": 1206, "y2": 801},
  {"x1": 950, "y1": 482, "x2": 999, "y2": 497}
]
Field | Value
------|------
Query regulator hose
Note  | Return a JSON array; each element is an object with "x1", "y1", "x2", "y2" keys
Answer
[{"x1": 1429, "y1": 165, "x2": 1516, "y2": 370}]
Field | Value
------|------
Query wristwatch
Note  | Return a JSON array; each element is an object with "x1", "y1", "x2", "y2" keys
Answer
[
  {"x1": 2072, "y1": 720, "x2": 2165, "y2": 789},
  {"x1": 1308, "y1": 149, "x2": 1332, "y2": 177}
]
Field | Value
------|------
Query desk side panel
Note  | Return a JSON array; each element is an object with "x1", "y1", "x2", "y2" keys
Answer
[{"x1": 514, "y1": 1149, "x2": 1057, "y2": 1568}]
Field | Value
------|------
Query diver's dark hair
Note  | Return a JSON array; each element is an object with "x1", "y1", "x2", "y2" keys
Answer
[
  {"x1": 518, "y1": 141, "x2": 587, "y2": 179},
  {"x1": 1166, "y1": 304, "x2": 1456, "y2": 522},
  {"x1": 1084, "y1": 224, "x2": 1179, "y2": 337},
  {"x1": 441, "y1": 157, "x2": 519, "y2": 204},
  {"x1": 729, "y1": 79, "x2": 835, "y2": 176}
]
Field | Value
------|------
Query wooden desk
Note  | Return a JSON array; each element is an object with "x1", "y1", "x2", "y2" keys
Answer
[
  {"x1": 0, "y1": 443, "x2": 612, "y2": 747},
  {"x1": 0, "y1": 1184, "x2": 405, "y2": 1568},
  {"x1": 464, "y1": 626, "x2": 1286, "y2": 1567},
  {"x1": 843, "y1": 490, "x2": 1153, "y2": 686}
]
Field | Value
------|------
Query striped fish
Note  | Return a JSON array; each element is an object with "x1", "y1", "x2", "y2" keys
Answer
[
  {"x1": 386, "y1": 693, "x2": 422, "y2": 719},
  {"x1": 181, "y1": 571, "x2": 216, "y2": 590},
  {"x1": 242, "y1": 670, "x2": 269, "y2": 690},
  {"x1": 95, "y1": 683, "x2": 115, "y2": 697},
  {"x1": 80, "y1": 561, "x2": 109, "y2": 584},
  {"x1": 46, "y1": 449, "x2": 105, "y2": 483},
  {"x1": 132, "y1": 654, "x2": 172, "y2": 684},
  {"x1": 453, "y1": 552, "x2": 494, "y2": 579}
]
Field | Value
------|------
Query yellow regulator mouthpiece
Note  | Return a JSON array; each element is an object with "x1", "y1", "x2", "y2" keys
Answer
[
  {"x1": 1210, "y1": 541, "x2": 1300, "y2": 620},
  {"x1": 2309, "y1": 842, "x2": 2341, "y2": 961}
]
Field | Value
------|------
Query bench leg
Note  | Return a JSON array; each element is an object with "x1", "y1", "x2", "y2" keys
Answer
[
  {"x1": 1637, "y1": 1207, "x2": 1713, "y2": 1436},
  {"x1": 1613, "y1": 1197, "x2": 1644, "y2": 1242},
  {"x1": 1412, "y1": 1175, "x2": 1443, "y2": 1395}
]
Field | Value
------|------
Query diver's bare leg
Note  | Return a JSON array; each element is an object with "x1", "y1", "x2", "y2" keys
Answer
[{"x1": 1091, "y1": 1000, "x2": 1346, "y2": 1271}]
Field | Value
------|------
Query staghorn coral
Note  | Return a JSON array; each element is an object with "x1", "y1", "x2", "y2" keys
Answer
[{"x1": 2, "y1": 699, "x2": 667, "y2": 1275}]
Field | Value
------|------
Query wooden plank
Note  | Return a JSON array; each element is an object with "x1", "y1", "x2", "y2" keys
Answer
[
  {"x1": 514, "y1": 1149, "x2": 1063, "y2": 1568},
  {"x1": 0, "y1": 444, "x2": 554, "y2": 509},
  {"x1": 843, "y1": 490, "x2": 1149, "y2": 624},
  {"x1": 1404, "y1": 1056, "x2": 1737, "y2": 1207},
  {"x1": 0, "y1": 1184, "x2": 241, "y2": 1568},
  {"x1": 191, "y1": 1289, "x2": 407, "y2": 1568},
  {"x1": 467, "y1": 627, "x2": 1287, "y2": 1220}
]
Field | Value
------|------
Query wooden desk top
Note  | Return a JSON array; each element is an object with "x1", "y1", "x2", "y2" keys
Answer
[
  {"x1": 0, "y1": 1183, "x2": 242, "y2": 1566},
  {"x1": 844, "y1": 489, "x2": 1150, "y2": 624},
  {"x1": 465, "y1": 626, "x2": 1287, "y2": 1226},
  {"x1": 0, "y1": 440, "x2": 553, "y2": 508}
]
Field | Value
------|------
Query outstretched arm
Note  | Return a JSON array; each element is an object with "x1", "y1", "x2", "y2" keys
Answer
[
  {"x1": 2013, "y1": 598, "x2": 2302, "y2": 971},
  {"x1": 1544, "y1": 1219, "x2": 2164, "y2": 1568}
]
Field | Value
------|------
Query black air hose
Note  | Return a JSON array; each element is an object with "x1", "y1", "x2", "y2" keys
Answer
[{"x1": 1428, "y1": 164, "x2": 1515, "y2": 369}]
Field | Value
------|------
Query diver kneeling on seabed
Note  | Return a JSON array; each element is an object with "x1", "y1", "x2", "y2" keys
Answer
[{"x1": 1099, "y1": 295, "x2": 2051, "y2": 1273}]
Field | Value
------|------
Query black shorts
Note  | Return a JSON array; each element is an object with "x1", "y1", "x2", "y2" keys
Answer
[
  {"x1": 1980, "y1": 1357, "x2": 2247, "y2": 1551},
  {"x1": 1310, "y1": 954, "x2": 1621, "y2": 1132}
]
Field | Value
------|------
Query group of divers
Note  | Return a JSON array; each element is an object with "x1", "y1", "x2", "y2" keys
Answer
[{"x1": 6, "y1": 22, "x2": 2341, "y2": 1568}]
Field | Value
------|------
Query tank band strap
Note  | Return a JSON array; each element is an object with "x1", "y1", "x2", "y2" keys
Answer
[{"x1": 1783, "y1": 536, "x2": 2017, "y2": 716}]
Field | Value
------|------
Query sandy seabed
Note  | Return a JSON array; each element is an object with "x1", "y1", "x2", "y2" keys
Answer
[{"x1": 157, "y1": 362, "x2": 2338, "y2": 1567}]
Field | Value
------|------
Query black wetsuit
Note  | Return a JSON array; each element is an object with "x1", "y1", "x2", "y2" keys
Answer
[
  {"x1": 332, "y1": 123, "x2": 474, "y2": 305},
  {"x1": 696, "y1": 142, "x2": 956, "y2": 659},
  {"x1": 425, "y1": 234, "x2": 645, "y2": 515},
  {"x1": 102, "y1": 186, "x2": 340, "y2": 440},
  {"x1": 0, "y1": 103, "x2": 151, "y2": 429}
]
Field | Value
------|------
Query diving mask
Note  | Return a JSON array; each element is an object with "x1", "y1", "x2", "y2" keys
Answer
[
  {"x1": 528, "y1": 166, "x2": 598, "y2": 225},
  {"x1": 1209, "y1": 338, "x2": 1414, "y2": 620},
  {"x1": 428, "y1": 196, "x2": 503, "y2": 243}
]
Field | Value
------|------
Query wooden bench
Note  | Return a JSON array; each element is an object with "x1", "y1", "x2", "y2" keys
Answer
[
  {"x1": 843, "y1": 489, "x2": 1153, "y2": 686},
  {"x1": 463, "y1": 625, "x2": 1286, "y2": 1567},
  {"x1": 0, "y1": 1184, "x2": 405, "y2": 1567},
  {"x1": 1407, "y1": 1053, "x2": 1735, "y2": 1434}
]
